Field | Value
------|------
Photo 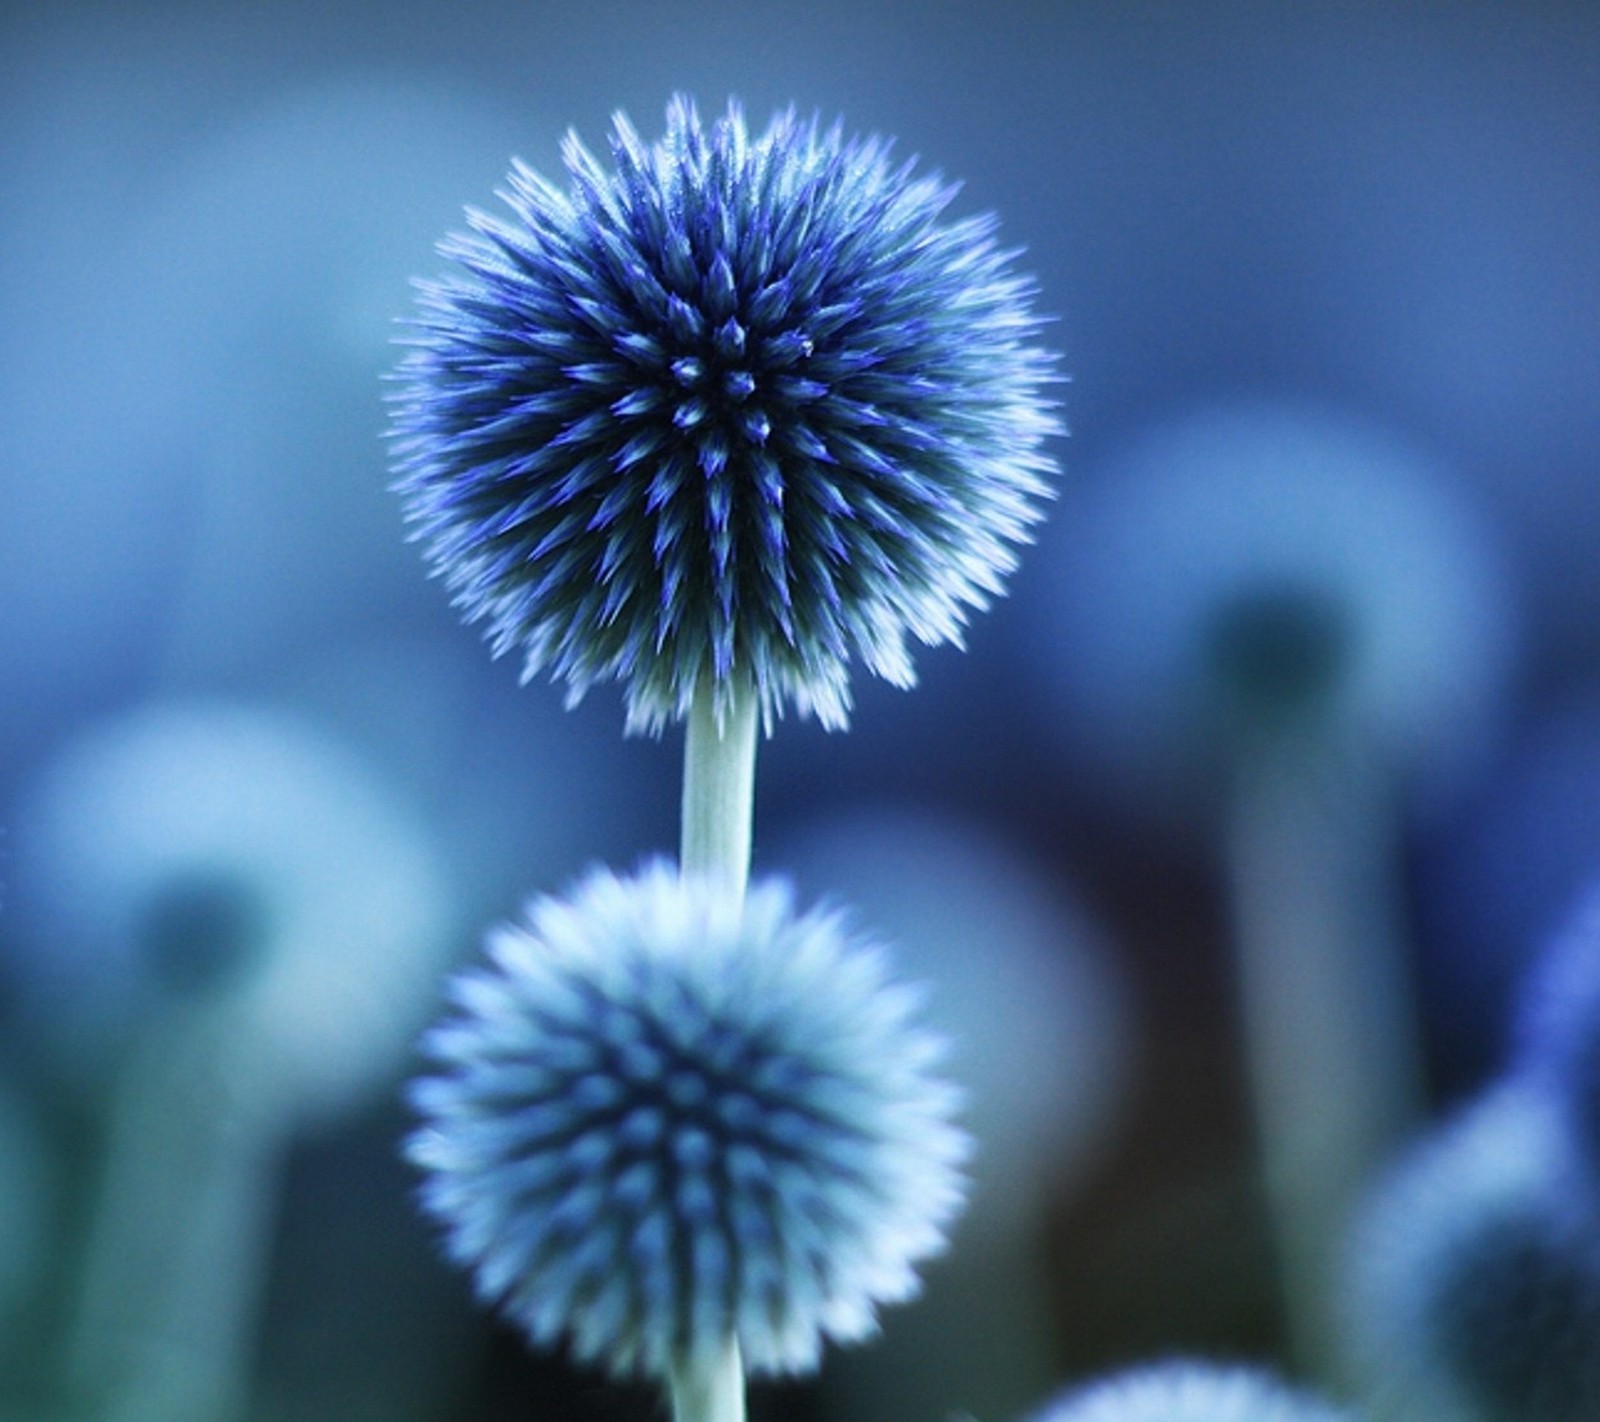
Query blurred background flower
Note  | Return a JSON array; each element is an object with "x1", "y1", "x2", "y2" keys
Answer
[
  {"x1": 773, "y1": 809, "x2": 1130, "y2": 1422},
  {"x1": 1019, "y1": 398, "x2": 1518, "y2": 1370},
  {"x1": 1342, "y1": 1083, "x2": 1600, "y2": 1422},
  {"x1": 5, "y1": 697, "x2": 461, "y2": 1420},
  {"x1": 3, "y1": 1, "x2": 1599, "y2": 1418}
]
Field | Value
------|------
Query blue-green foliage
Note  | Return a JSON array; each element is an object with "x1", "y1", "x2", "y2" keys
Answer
[
  {"x1": 390, "y1": 96, "x2": 1058, "y2": 732},
  {"x1": 406, "y1": 862, "x2": 969, "y2": 1377}
]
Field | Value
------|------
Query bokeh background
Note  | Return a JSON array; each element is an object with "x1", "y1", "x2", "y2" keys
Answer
[{"x1": 3, "y1": 1, "x2": 1599, "y2": 1418}]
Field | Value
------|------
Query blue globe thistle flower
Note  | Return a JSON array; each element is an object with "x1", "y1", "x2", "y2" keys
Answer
[
  {"x1": 1027, "y1": 1360, "x2": 1350, "y2": 1422},
  {"x1": 406, "y1": 861, "x2": 970, "y2": 1377},
  {"x1": 390, "y1": 95, "x2": 1059, "y2": 733},
  {"x1": 1343, "y1": 1084, "x2": 1600, "y2": 1422}
]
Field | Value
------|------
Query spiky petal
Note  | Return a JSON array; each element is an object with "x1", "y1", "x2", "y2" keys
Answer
[
  {"x1": 406, "y1": 861, "x2": 969, "y2": 1377},
  {"x1": 390, "y1": 96, "x2": 1058, "y2": 732}
]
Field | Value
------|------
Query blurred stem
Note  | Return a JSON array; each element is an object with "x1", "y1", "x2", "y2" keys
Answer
[
  {"x1": 1224, "y1": 730, "x2": 1427, "y2": 1382},
  {"x1": 681, "y1": 676, "x2": 758, "y2": 899},
  {"x1": 670, "y1": 1337, "x2": 746, "y2": 1422},
  {"x1": 67, "y1": 1007, "x2": 277, "y2": 1422}
]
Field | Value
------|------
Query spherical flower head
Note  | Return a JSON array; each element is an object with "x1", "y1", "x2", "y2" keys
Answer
[
  {"x1": 1030, "y1": 402, "x2": 1514, "y2": 813},
  {"x1": 390, "y1": 95, "x2": 1059, "y2": 733},
  {"x1": 1342, "y1": 1084, "x2": 1600, "y2": 1422},
  {"x1": 6, "y1": 699, "x2": 455, "y2": 1121},
  {"x1": 1028, "y1": 1360, "x2": 1350, "y2": 1422},
  {"x1": 406, "y1": 861, "x2": 970, "y2": 1377}
]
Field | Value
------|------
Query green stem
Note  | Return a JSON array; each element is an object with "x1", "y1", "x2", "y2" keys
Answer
[
  {"x1": 671, "y1": 1337, "x2": 746, "y2": 1422},
  {"x1": 680, "y1": 676, "x2": 759, "y2": 897},
  {"x1": 1225, "y1": 731, "x2": 1426, "y2": 1381},
  {"x1": 67, "y1": 1008, "x2": 277, "y2": 1422},
  {"x1": 674, "y1": 679, "x2": 757, "y2": 1421}
]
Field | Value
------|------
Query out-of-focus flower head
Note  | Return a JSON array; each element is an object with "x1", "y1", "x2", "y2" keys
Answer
[
  {"x1": 1343, "y1": 1083, "x2": 1600, "y2": 1422},
  {"x1": 7, "y1": 699, "x2": 455, "y2": 1122},
  {"x1": 1026, "y1": 1359, "x2": 1350, "y2": 1422},
  {"x1": 1028, "y1": 402, "x2": 1514, "y2": 815},
  {"x1": 407, "y1": 861, "x2": 969, "y2": 1377},
  {"x1": 777, "y1": 808, "x2": 1130, "y2": 1230},
  {"x1": 391, "y1": 95, "x2": 1059, "y2": 733}
]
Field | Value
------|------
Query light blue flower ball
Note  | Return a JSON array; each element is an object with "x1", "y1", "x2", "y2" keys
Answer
[{"x1": 407, "y1": 861, "x2": 970, "y2": 1378}]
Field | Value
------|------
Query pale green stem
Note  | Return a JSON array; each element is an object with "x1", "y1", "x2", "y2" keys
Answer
[
  {"x1": 1225, "y1": 731, "x2": 1426, "y2": 1381},
  {"x1": 671, "y1": 1337, "x2": 747, "y2": 1422},
  {"x1": 674, "y1": 678, "x2": 757, "y2": 1422},
  {"x1": 67, "y1": 1007, "x2": 278, "y2": 1422},
  {"x1": 680, "y1": 676, "x2": 759, "y2": 898}
]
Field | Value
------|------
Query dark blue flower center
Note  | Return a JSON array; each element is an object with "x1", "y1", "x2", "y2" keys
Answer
[
  {"x1": 136, "y1": 870, "x2": 271, "y2": 997},
  {"x1": 1203, "y1": 582, "x2": 1351, "y2": 725}
]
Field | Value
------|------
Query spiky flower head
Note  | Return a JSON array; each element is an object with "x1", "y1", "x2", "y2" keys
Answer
[
  {"x1": 1343, "y1": 1084, "x2": 1600, "y2": 1422},
  {"x1": 390, "y1": 95, "x2": 1058, "y2": 733},
  {"x1": 1028, "y1": 1360, "x2": 1350, "y2": 1422},
  {"x1": 406, "y1": 861, "x2": 969, "y2": 1377}
]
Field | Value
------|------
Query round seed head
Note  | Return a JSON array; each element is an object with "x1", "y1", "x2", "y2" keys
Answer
[
  {"x1": 390, "y1": 95, "x2": 1059, "y2": 732},
  {"x1": 1028, "y1": 1359, "x2": 1350, "y2": 1422},
  {"x1": 406, "y1": 861, "x2": 970, "y2": 1377}
]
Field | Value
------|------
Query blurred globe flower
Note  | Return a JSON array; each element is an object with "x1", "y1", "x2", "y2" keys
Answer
[
  {"x1": 1022, "y1": 399, "x2": 1516, "y2": 1369},
  {"x1": 1026, "y1": 1359, "x2": 1349, "y2": 1422},
  {"x1": 1343, "y1": 1084, "x2": 1600, "y2": 1422},
  {"x1": 7, "y1": 697, "x2": 455, "y2": 1117},
  {"x1": 408, "y1": 860, "x2": 969, "y2": 1378},
  {"x1": 1028, "y1": 401, "x2": 1514, "y2": 815},
  {"x1": 776, "y1": 810, "x2": 1129, "y2": 1422},
  {"x1": 391, "y1": 94, "x2": 1059, "y2": 733},
  {"x1": 6, "y1": 698, "x2": 458, "y2": 1419}
]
